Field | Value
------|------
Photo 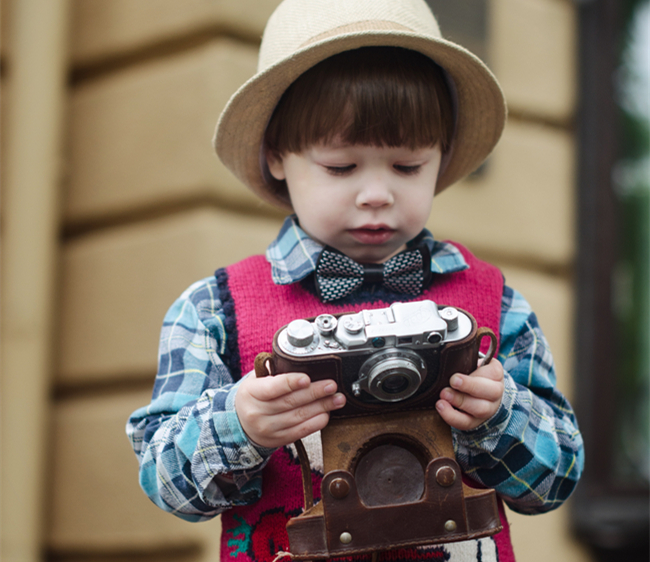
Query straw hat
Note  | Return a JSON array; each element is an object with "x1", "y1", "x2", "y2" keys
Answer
[{"x1": 214, "y1": 0, "x2": 507, "y2": 211}]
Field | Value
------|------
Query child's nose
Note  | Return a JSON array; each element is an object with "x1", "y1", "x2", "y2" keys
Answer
[{"x1": 356, "y1": 181, "x2": 394, "y2": 208}]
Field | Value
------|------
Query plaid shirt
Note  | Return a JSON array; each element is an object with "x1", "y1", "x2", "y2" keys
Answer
[{"x1": 127, "y1": 216, "x2": 584, "y2": 521}]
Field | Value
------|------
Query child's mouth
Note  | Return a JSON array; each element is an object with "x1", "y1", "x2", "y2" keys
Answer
[{"x1": 348, "y1": 226, "x2": 395, "y2": 245}]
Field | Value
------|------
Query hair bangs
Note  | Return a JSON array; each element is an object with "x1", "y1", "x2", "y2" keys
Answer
[{"x1": 264, "y1": 47, "x2": 454, "y2": 157}]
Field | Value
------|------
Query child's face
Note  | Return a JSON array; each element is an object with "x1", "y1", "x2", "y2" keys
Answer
[{"x1": 268, "y1": 141, "x2": 441, "y2": 263}]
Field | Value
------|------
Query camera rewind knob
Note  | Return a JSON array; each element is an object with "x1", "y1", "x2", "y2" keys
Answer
[
  {"x1": 439, "y1": 307, "x2": 459, "y2": 331},
  {"x1": 286, "y1": 319, "x2": 314, "y2": 347}
]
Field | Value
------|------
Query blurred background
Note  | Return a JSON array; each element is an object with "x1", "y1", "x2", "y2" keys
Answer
[{"x1": 1, "y1": 0, "x2": 648, "y2": 561}]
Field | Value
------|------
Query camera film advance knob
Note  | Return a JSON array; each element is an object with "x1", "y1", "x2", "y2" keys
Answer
[{"x1": 286, "y1": 319, "x2": 315, "y2": 348}]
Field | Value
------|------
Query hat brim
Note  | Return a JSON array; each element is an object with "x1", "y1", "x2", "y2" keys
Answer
[{"x1": 214, "y1": 30, "x2": 507, "y2": 211}]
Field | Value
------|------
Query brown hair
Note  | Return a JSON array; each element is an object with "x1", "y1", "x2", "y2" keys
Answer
[
  {"x1": 264, "y1": 46, "x2": 454, "y2": 158},
  {"x1": 262, "y1": 47, "x2": 454, "y2": 204}
]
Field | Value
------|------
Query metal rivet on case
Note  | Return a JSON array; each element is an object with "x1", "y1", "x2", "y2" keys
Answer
[
  {"x1": 329, "y1": 478, "x2": 350, "y2": 499},
  {"x1": 435, "y1": 466, "x2": 456, "y2": 487},
  {"x1": 340, "y1": 532, "x2": 352, "y2": 544},
  {"x1": 444, "y1": 520, "x2": 457, "y2": 532}
]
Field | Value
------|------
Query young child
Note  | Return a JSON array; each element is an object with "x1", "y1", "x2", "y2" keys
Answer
[{"x1": 127, "y1": 1, "x2": 584, "y2": 561}]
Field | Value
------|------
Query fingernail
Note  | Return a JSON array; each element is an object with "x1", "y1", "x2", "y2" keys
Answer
[
  {"x1": 450, "y1": 375, "x2": 462, "y2": 389},
  {"x1": 441, "y1": 388, "x2": 453, "y2": 401},
  {"x1": 436, "y1": 401, "x2": 445, "y2": 412},
  {"x1": 324, "y1": 382, "x2": 337, "y2": 393},
  {"x1": 333, "y1": 394, "x2": 345, "y2": 407}
]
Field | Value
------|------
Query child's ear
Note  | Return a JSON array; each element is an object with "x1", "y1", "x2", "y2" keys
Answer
[{"x1": 265, "y1": 151, "x2": 286, "y2": 181}]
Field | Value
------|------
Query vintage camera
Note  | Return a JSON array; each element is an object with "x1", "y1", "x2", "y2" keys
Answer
[{"x1": 255, "y1": 301, "x2": 502, "y2": 559}]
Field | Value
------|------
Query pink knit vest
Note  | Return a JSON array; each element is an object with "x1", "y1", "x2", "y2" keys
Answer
[{"x1": 219, "y1": 243, "x2": 515, "y2": 562}]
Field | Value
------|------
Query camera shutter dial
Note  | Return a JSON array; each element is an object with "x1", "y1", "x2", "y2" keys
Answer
[{"x1": 315, "y1": 314, "x2": 338, "y2": 336}]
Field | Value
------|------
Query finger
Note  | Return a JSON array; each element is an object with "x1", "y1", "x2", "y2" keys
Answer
[
  {"x1": 245, "y1": 394, "x2": 345, "y2": 448},
  {"x1": 435, "y1": 399, "x2": 481, "y2": 431},
  {"x1": 475, "y1": 358, "x2": 504, "y2": 380},
  {"x1": 272, "y1": 393, "x2": 346, "y2": 432},
  {"x1": 264, "y1": 412, "x2": 333, "y2": 448},
  {"x1": 247, "y1": 372, "x2": 313, "y2": 402},
  {"x1": 274, "y1": 379, "x2": 341, "y2": 414},
  {"x1": 448, "y1": 373, "x2": 503, "y2": 402},
  {"x1": 439, "y1": 387, "x2": 499, "y2": 421}
]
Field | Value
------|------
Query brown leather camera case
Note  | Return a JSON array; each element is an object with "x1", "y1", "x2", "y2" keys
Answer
[{"x1": 255, "y1": 311, "x2": 502, "y2": 559}]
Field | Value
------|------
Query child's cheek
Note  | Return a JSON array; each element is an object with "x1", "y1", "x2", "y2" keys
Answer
[{"x1": 314, "y1": 190, "x2": 352, "y2": 215}]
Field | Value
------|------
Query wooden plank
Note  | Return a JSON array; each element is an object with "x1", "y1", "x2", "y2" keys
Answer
[
  {"x1": 66, "y1": 39, "x2": 270, "y2": 225},
  {"x1": 428, "y1": 119, "x2": 575, "y2": 267},
  {"x1": 492, "y1": 0, "x2": 577, "y2": 121},
  {"x1": 70, "y1": 0, "x2": 281, "y2": 65},
  {"x1": 57, "y1": 208, "x2": 283, "y2": 384}
]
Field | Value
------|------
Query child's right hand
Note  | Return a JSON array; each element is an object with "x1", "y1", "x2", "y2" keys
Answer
[{"x1": 235, "y1": 372, "x2": 346, "y2": 449}]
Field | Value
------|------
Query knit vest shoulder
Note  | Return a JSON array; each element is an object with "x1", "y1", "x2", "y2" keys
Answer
[{"x1": 217, "y1": 243, "x2": 515, "y2": 562}]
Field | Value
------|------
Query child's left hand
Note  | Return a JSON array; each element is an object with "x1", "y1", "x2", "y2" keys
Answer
[{"x1": 435, "y1": 358, "x2": 504, "y2": 431}]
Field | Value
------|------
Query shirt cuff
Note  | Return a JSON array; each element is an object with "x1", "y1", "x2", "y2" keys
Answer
[{"x1": 220, "y1": 372, "x2": 277, "y2": 470}]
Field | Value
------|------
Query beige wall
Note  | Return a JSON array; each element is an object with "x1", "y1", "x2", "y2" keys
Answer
[
  {"x1": 1, "y1": 1, "x2": 593, "y2": 561},
  {"x1": 1, "y1": 0, "x2": 71, "y2": 559}
]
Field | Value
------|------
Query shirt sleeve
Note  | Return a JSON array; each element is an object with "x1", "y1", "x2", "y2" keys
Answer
[
  {"x1": 125, "y1": 277, "x2": 276, "y2": 521},
  {"x1": 452, "y1": 285, "x2": 585, "y2": 515}
]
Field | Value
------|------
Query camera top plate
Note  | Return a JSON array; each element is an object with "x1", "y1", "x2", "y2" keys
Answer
[{"x1": 278, "y1": 300, "x2": 472, "y2": 357}]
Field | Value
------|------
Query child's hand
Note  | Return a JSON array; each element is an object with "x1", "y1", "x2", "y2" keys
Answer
[
  {"x1": 236, "y1": 372, "x2": 346, "y2": 449},
  {"x1": 435, "y1": 358, "x2": 504, "y2": 431}
]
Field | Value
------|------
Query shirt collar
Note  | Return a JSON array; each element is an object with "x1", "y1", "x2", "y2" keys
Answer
[{"x1": 266, "y1": 215, "x2": 469, "y2": 285}]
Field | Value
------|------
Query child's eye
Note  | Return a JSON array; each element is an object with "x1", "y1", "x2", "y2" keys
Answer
[
  {"x1": 325, "y1": 164, "x2": 356, "y2": 176},
  {"x1": 394, "y1": 164, "x2": 421, "y2": 175}
]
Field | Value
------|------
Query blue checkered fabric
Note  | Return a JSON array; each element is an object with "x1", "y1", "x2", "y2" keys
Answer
[
  {"x1": 126, "y1": 216, "x2": 584, "y2": 521},
  {"x1": 266, "y1": 215, "x2": 468, "y2": 284}
]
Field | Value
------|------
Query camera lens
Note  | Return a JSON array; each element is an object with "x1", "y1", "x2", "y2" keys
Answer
[
  {"x1": 370, "y1": 362, "x2": 420, "y2": 401},
  {"x1": 357, "y1": 349, "x2": 427, "y2": 402},
  {"x1": 381, "y1": 373, "x2": 410, "y2": 395}
]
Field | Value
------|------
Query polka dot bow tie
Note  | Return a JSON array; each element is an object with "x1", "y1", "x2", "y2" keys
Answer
[{"x1": 315, "y1": 245, "x2": 431, "y2": 303}]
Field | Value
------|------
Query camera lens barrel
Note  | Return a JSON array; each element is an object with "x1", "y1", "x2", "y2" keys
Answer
[{"x1": 357, "y1": 348, "x2": 427, "y2": 402}]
